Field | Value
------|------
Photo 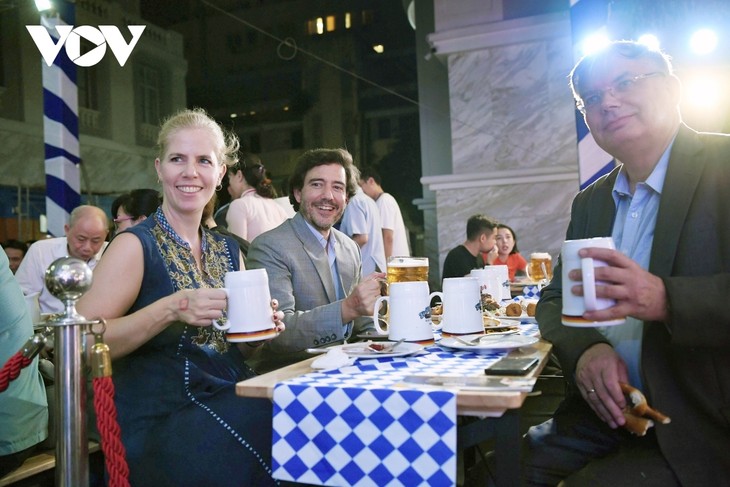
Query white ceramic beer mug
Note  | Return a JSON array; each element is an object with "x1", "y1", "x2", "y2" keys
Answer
[
  {"x1": 470, "y1": 265, "x2": 510, "y2": 302},
  {"x1": 372, "y1": 281, "x2": 436, "y2": 343},
  {"x1": 432, "y1": 277, "x2": 483, "y2": 336},
  {"x1": 213, "y1": 268, "x2": 278, "y2": 341},
  {"x1": 561, "y1": 237, "x2": 625, "y2": 327}
]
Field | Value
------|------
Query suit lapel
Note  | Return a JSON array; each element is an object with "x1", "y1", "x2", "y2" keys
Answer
[
  {"x1": 590, "y1": 169, "x2": 619, "y2": 235},
  {"x1": 650, "y1": 125, "x2": 704, "y2": 277},
  {"x1": 291, "y1": 214, "x2": 337, "y2": 301}
]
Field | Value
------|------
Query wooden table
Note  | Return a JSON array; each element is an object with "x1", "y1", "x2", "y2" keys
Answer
[{"x1": 236, "y1": 339, "x2": 553, "y2": 486}]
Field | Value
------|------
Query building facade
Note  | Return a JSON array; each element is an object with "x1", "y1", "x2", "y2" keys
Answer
[{"x1": 0, "y1": 0, "x2": 186, "y2": 240}]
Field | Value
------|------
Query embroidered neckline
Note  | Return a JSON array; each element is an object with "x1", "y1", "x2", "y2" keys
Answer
[
  {"x1": 151, "y1": 208, "x2": 232, "y2": 353},
  {"x1": 153, "y1": 207, "x2": 209, "y2": 255}
]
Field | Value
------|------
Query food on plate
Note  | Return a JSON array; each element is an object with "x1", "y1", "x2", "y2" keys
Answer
[
  {"x1": 620, "y1": 382, "x2": 671, "y2": 436},
  {"x1": 480, "y1": 292, "x2": 500, "y2": 312},
  {"x1": 482, "y1": 315, "x2": 502, "y2": 327},
  {"x1": 505, "y1": 302, "x2": 522, "y2": 316},
  {"x1": 484, "y1": 325, "x2": 518, "y2": 334},
  {"x1": 526, "y1": 302, "x2": 537, "y2": 317}
]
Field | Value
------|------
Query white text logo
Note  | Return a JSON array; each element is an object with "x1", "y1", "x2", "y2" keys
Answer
[{"x1": 26, "y1": 25, "x2": 146, "y2": 67}]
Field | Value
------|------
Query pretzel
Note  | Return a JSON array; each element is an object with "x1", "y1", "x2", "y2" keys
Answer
[{"x1": 620, "y1": 382, "x2": 671, "y2": 436}]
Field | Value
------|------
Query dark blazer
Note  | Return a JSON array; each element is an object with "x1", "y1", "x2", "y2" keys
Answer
[
  {"x1": 246, "y1": 212, "x2": 363, "y2": 373},
  {"x1": 537, "y1": 124, "x2": 730, "y2": 484}
]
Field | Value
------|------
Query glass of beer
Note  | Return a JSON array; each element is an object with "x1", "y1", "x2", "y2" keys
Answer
[
  {"x1": 526, "y1": 252, "x2": 553, "y2": 283},
  {"x1": 386, "y1": 256, "x2": 429, "y2": 284}
]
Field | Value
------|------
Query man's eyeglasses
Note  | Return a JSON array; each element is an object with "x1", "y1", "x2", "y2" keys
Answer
[{"x1": 577, "y1": 72, "x2": 665, "y2": 113}]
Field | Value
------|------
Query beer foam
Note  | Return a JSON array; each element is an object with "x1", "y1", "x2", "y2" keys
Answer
[
  {"x1": 389, "y1": 257, "x2": 428, "y2": 267},
  {"x1": 530, "y1": 252, "x2": 552, "y2": 260}
]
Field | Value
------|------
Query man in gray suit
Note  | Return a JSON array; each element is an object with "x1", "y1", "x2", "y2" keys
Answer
[
  {"x1": 523, "y1": 41, "x2": 730, "y2": 485},
  {"x1": 247, "y1": 148, "x2": 385, "y2": 373}
]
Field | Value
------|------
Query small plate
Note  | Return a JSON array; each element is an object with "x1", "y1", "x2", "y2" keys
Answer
[
  {"x1": 438, "y1": 334, "x2": 539, "y2": 352},
  {"x1": 340, "y1": 341, "x2": 424, "y2": 358}
]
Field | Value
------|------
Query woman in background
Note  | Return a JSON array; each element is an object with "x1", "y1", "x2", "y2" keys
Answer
[
  {"x1": 111, "y1": 188, "x2": 161, "y2": 234},
  {"x1": 78, "y1": 108, "x2": 283, "y2": 486},
  {"x1": 226, "y1": 161, "x2": 289, "y2": 241},
  {"x1": 494, "y1": 223, "x2": 527, "y2": 281}
]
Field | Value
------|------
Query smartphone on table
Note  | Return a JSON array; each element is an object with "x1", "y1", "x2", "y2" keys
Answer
[{"x1": 484, "y1": 356, "x2": 539, "y2": 376}]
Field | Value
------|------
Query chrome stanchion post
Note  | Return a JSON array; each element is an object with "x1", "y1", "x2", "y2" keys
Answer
[{"x1": 45, "y1": 257, "x2": 96, "y2": 487}]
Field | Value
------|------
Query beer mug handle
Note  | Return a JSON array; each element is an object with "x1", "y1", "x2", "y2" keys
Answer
[
  {"x1": 581, "y1": 257, "x2": 598, "y2": 311},
  {"x1": 372, "y1": 295, "x2": 389, "y2": 335},
  {"x1": 212, "y1": 288, "x2": 231, "y2": 330},
  {"x1": 212, "y1": 319, "x2": 231, "y2": 331},
  {"x1": 431, "y1": 291, "x2": 444, "y2": 319},
  {"x1": 525, "y1": 264, "x2": 535, "y2": 282},
  {"x1": 428, "y1": 292, "x2": 442, "y2": 321}
]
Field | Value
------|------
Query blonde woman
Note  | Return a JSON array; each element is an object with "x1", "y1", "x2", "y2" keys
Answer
[{"x1": 78, "y1": 109, "x2": 283, "y2": 486}]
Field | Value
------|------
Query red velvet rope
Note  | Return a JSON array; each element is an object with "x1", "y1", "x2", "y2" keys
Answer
[
  {"x1": 2, "y1": 336, "x2": 130, "y2": 486},
  {"x1": 93, "y1": 376, "x2": 130, "y2": 487},
  {"x1": 0, "y1": 351, "x2": 32, "y2": 392}
]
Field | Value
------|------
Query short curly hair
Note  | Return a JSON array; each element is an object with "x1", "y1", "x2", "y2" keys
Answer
[{"x1": 288, "y1": 148, "x2": 359, "y2": 212}]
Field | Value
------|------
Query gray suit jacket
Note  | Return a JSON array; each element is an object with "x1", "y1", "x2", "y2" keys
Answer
[
  {"x1": 537, "y1": 124, "x2": 730, "y2": 483},
  {"x1": 246, "y1": 212, "x2": 363, "y2": 372}
]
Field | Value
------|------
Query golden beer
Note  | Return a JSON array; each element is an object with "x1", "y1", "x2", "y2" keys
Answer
[
  {"x1": 386, "y1": 257, "x2": 429, "y2": 284},
  {"x1": 527, "y1": 252, "x2": 552, "y2": 282}
]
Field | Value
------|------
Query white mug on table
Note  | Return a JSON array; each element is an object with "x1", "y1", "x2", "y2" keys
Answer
[
  {"x1": 372, "y1": 281, "x2": 436, "y2": 343},
  {"x1": 470, "y1": 265, "x2": 509, "y2": 302},
  {"x1": 433, "y1": 277, "x2": 483, "y2": 336},
  {"x1": 561, "y1": 237, "x2": 625, "y2": 327},
  {"x1": 213, "y1": 268, "x2": 277, "y2": 341}
]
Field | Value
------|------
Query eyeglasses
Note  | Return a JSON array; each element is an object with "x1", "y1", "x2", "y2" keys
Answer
[
  {"x1": 113, "y1": 216, "x2": 135, "y2": 227},
  {"x1": 577, "y1": 72, "x2": 665, "y2": 113}
]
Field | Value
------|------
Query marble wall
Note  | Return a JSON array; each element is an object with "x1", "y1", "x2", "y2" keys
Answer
[{"x1": 422, "y1": 11, "x2": 582, "y2": 283}]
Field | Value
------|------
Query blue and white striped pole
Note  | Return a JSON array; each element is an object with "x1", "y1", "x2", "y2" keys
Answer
[
  {"x1": 41, "y1": 1, "x2": 80, "y2": 236},
  {"x1": 570, "y1": 0, "x2": 615, "y2": 189}
]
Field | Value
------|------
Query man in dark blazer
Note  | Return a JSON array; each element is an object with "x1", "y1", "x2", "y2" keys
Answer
[
  {"x1": 247, "y1": 148, "x2": 384, "y2": 373},
  {"x1": 525, "y1": 41, "x2": 730, "y2": 485}
]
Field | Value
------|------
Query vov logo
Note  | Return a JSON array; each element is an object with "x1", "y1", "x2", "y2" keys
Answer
[{"x1": 26, "y1": 25, "x2": 146, "y2": 67}]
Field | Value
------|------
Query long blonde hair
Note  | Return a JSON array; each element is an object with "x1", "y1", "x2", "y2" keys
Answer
[{"x1": 156, "y1": 108, "x2": 240, "y2": 168}]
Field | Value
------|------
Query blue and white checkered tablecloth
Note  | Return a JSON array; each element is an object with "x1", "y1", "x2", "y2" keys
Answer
[{"x1": 271, "y1": 324, "x2": 540, "y2": 486}]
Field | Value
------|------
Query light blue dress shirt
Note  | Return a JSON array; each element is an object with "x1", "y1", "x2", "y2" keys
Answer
[
  {"x1": 303, "y1": 221, "x2": 350, "y2": 336},
  {"x1": 604, "y1": 138, "x2": 674, "y2": 390}
]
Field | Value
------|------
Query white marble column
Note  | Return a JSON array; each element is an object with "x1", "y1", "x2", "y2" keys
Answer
[{"x1": 423, "y1": 11, "x2": 581, "y2": 279}]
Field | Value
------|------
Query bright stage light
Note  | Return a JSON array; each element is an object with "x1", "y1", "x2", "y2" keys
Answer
[
  {"x1": 580, "y1": 33, "x2": 610, "y2": 57},
  {"x1": 690, "y1": 29, "x2": 718, "y2": 54},
  {"x1": 637, "y1": 34, "x2": 660, "y2": 51},
  {"x1": 684, "y1": 77, "x2": 721, "y2": 109},
  {"x1": 34, "y1": 0, "x2": 53, "y2": 12}
]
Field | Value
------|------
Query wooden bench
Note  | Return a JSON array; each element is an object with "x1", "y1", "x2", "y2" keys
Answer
[{"x1": 0, "y1": 442, "x2": 100, "y2": 487}]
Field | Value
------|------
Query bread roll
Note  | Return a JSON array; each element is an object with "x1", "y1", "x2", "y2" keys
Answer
[
  {"x1": 619, "y1": 382, "x2": 671, "y2": 436},
  {"x1": 505, "y1": 302, "x2": 522, "y2": 316},
  {"x1": 526, "y1": 302, "x2": 537, "y2": 317}
]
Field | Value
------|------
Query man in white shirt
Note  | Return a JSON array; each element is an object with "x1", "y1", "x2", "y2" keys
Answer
[
  {"x1": 340, "y1": 185, "x2": 386, "y2": 276},
  {"x1": 358, "y1": 166, "x2": 411, "y2": 259},
  {"x1": 16, "y1": 205, "x2": 109, "y2": 313}
]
